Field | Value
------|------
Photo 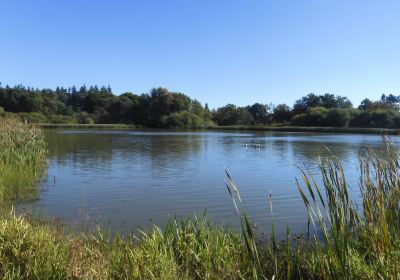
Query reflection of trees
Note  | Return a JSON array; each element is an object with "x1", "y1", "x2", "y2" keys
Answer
[
  {"x1": 44, "y1": 131, "x2": 202, "y2": 171},
  {"x1": 288, "y1": 141, "x2": 353, "y2": 162},
  {"x1": 131, "y1": 133, "x2": 203, "y2": 170},
  {"x1": 45, "y1": 131, "x2": 116, "y2": 168}
]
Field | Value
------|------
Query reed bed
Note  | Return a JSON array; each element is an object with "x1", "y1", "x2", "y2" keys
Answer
[
  {"x1": 0, "y1": 119, "x2": 399, "y2": 279},
  {"x1": 40, "y1": 123, "x2": 137, "y2": 130},
  {"x1": 0, "y1": 118, "x2": 47, "y2": 201}
]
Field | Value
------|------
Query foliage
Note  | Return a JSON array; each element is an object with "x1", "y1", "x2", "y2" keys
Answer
[
  {"x1": 292, "y1": 107, "x2": 351, "y2": 127},
  {"x1": 349, "y1": 109, "x2": 400, "y2": 128},
  {"x1": 272, "y1": 103, "x2": 292, "y2": 123},
  {"x1": 1, "y1": 83, "x2": 400, "y2": 128},
  {"x1": 293, "y1": 93, "x2": 352, "y2": 114},
  {"x1": 247, "y1": 103, "x2": 270, "y2": 125},
  {"x1": 160, "y1": 111, "x2": 211, "y2": 128},
  {"x1": 213, "y1": 104, "x2": 251, "y2": 126},
  {"x1": 0, "y1": 85, "x2": 210, "y2": 128}
]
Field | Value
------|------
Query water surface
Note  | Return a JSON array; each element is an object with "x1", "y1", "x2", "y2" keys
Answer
[{"x1": 21, "y1": 130, "x2": 392, "y2": 236}]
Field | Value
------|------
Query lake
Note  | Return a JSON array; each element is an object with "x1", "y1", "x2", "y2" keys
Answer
[{"x1": 20, "y1": 130, "x2": 390, "y2": 236}]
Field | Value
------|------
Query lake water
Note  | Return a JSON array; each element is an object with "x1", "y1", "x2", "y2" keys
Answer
[{"x1": 20, "y1": 130, "x2": 391, "y2": 236}]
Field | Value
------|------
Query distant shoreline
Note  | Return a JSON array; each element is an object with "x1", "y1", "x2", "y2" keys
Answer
[
  {"x1": 39, "y1": 123, "x2": 399, "y2": 135},
  {"x1": 39, "y1": 123, "x2": 137, "y2": 130},
  {"x1": 206, "y1": 125, "x2": 399, "y2": 135}
]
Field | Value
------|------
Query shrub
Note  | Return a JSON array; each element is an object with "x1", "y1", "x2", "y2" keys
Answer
[
  {"x1": 161, "y1": 111, "x2": 206, "y2": 128},
  {"x1": 292, "y1": 107, "x2": 350, "y2": 127},
  {"x1": 325, "y1": 108, "x2": 350, "y2": 127},
  {"x1": 349, "y1": 109, "x2": 400, "y2": 128},
  {"x1": 48, "y1": 114, "x2": 77, "y2": 124},
  {"x1": 16, "y1": 112, "x2": 48, "y2": 123}
]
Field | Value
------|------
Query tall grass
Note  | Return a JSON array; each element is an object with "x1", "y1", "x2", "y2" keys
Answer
[
  {"x1": 0, "y1": 119, "x2": 399, "y2": 279},
  {"x1": 0, "y1": 118, "x2": 47, "y2": 201},
  {"x1": 293, "y1": 140, "x2": 400, "y2": 279},
  {"x1": 40, "y1": 123, "x2": 137, "y2": 130}
]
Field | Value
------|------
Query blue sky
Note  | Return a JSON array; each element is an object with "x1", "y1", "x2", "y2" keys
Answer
[{"x1": 1, "y1": 0, "x2": 399, "y2": 108}]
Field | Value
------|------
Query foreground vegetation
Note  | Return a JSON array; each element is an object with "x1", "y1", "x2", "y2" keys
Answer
[
  {"x1": 0, "y1": 118, "x2": 46, "y2": 201},
  {"x1": 2, "y1": 83, "x2": 400, "y2": 129},
  {"x1": 1, "y1": 118, "x2": 400, "y2": 279}
]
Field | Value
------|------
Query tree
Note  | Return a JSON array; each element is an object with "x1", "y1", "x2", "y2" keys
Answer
[
  {"x1": 148, "y1": 87, "x2": 173, "y2": 126},
  {"x1": 336, "y1": 96, "x2": 353, "y2": 108},
  {"x1": 79, "y1": 85, "x2": 87, "y2": 94},
  {"x1": 203, "y1": 103, "x2": 212, "y2": 121},
  {"x1": 380, "y1": 94, "x2": 400, "y2": 110},
  {"x1": 325, "y1": 109, "x2": 350, "y2": 127},
  {"x1": 248, "y1": 103, "x2": 269, "y2": 125},
  {"x1": 272, "y1": 104, "x2": 292, "y2": 123},
  {"x1": 381, "y1": 94, "x2": 400, "y2": 105},
  {"x1": 293, "y1": 93, "x2": 352, "y2": 113},
  {"x1": 171, "y1": 93, "x2": 191, "y2": 112},
  {"x1": 319, "y1": 93, "x2": 337, "y2": 108},
  {"x1": 19, "y1": 93, "x2": 43, "y2": 112},
  {"x1": 358, "y1": 98, "x2": 373, "y2": 110},
  {"x1": 293, "y1": 93, "x2": 321, "y2": 113},
  {"x1": 292, "y1": 107, "x2": 329, "y2": 126},
  {"x1": 213, "y1": 104, "x2": 242, "y2": 126},
  {"x1": 238, "y1": 110, "x2": 254, "y2": 125}
]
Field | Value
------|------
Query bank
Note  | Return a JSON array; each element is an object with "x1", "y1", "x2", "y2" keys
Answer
[{"x1": 40, "y1": 123, "x2": 399, "y2": 135}]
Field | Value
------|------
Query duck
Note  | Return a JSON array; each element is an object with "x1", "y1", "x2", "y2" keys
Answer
[{"x1": 242, "y1": 143, "x2": 262, "y2": 148}]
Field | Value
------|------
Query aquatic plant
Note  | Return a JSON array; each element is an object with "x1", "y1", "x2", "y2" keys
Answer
[{"x1": 0, "y1": 118, "x2": 47, "y2": 201}]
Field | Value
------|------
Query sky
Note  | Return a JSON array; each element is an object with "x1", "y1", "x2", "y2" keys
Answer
[{"x1": 1, "y1": 0, "x2": 399, "y2": 109}]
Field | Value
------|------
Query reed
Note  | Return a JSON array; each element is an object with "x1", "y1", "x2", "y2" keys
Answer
[
  {"x1": 40, "y1": 123, "x2": 137, "y2": 130},
  {"x1": 293, "y1": 139, "x2": 400, "y2": 279},
  {"x1": 0, "y1": 118, "x2": 47, "y2": 201}
]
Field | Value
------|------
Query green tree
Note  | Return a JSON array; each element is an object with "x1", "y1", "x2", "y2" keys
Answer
[
  {"x1": 248, "y1": 103, "x2": 269, "y2": 125},
  {"x1": 358, "y1": 98, "x2": 373, "y2": 110},
  {"x1": 272, "y1": 104, "x2": 292, "y2": 123}
]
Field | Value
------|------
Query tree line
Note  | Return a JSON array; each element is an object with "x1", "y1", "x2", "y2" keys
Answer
[{"x1": 0, "y1": 83, "x2": 399, "y2": 128}]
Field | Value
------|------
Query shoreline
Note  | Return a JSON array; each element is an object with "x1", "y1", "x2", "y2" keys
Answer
[
  {"x1": 40, "y1": 123, "x2": 399, "y2": 135},
  {"x1": 206, "y1": 125, "x2": 399, "y2": 135}
]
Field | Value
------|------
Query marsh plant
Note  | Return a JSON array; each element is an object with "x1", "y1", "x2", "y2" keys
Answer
[{"x1": 0, "y1": 118, "x2": 47, "y2": 201}]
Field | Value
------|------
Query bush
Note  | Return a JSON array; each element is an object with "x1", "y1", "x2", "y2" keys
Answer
[
  {"x1": 291, "y1": 107, "x2": 350, "y2": 127},
  {"x1": 291, "y1": 107, "x2": 328, "y2": 126},
  {"x1": 348, "y1": 110, "x2": 370, "y2": 127},
  {"x1": 349, "y1": 109, "x2": 400, "y2": 128},
  {"x1": 325, "y1": 108, "x2": 350, "y2": 127},
  {"x1": 82, "y1": 117, "x2": 95, "y2": 124},
  {"x1": 161, "y1": 111, "x2": 206, "y2": 128},
  {"x1": 76, "y1": 111, "x2": 94, "y2": 124},
  {"x1": 16, "y1": 112, "x2": 48, "y2": 123},
  {"x1": 48, "y1": 114, "x2": 77, "y2": 124}
]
